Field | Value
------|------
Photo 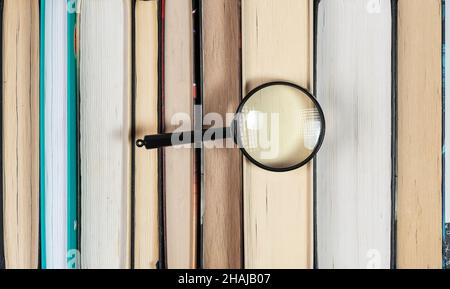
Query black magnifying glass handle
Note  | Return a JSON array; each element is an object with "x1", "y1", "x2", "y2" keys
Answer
[{"x1": 136, "y1": 127, "x2": 233, "y2": 150}]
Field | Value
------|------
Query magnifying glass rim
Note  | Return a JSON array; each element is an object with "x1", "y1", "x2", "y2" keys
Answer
[{"x1": 232, "y1": 81, "x2": 326, "y2": 173}]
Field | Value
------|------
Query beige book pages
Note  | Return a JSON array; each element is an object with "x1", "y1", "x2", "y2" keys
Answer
[
  {"x1": 164, "y1": 0, "x2": 195, "y2": 269},
  {"x1": 2, "y1": 0, "x2": 40, "y2": 269},
  {"x1": 397, "y1": 0, "x2": 442, "y2": 269},
  {"x1": 242, "y1": 0, "x2": 313, "y2": 269},
  {"x1": 202, "y1": 0, "x2": 242, "y2": 269},
  {"x1": 79, "y1": 0, "x2": 132, "y2": 269},
  {"x1": 134, "y1": 0, "x2": 159, "y2": 269}
]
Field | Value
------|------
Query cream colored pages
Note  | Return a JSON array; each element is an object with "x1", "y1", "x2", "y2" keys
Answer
[
  {"x1": 164, "y1": 0, "x2": 195, "y2": 269},
  {"x1": 397, "y1": 0, "x2": 442, "y2": 269},
  {"x1": 242, "y1": 0, "x2": 313, "y2": 269},
  {"x1": 316, "y1": 0, "x2": 392, "y2": 269},
  {"x1": 202, "y1": 0, "x2": 242, "y2": 269},
  {"x1": 134, "y1": 0, "x2": 159, "y2": 269},
  {"x1": 2, "y1": 0, "x2": 39, "y2": 269},
  {"x1": 79, "y1": 0, "x2": 131, "y2": 269}
]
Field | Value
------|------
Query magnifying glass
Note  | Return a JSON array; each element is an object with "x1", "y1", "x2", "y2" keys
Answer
[{"x1": 136, "y1": 81, "x2": 326, "y2": 172}]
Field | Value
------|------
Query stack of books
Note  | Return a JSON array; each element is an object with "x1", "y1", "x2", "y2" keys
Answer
[{"x1": 0, "y1": 0, "x2": 447, "y2": 269}]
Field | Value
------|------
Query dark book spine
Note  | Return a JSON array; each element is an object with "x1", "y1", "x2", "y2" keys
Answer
[
  {"x1": 157, "y1": 0, "x2": 167, "y2": 269},
  {"x1": 391, "y1": 0, "x2": 398, "y2": 270},
  {"x1": 312, "y1": 0, "x2": 319, "y2": 270},
  {"x1": 192, "y1": 0, "x2": 203, "y2": 269}
]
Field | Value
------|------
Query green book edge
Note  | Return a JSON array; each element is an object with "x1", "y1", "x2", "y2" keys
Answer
[
  {"x1": 67, "y1": 2, "x2": 78, "y2": 268},
  {"x1": 40, "y1": 0, "x2": 79, "y2": 269},
  {"x1": 39, "y1": 0, "x2": 46, "y2": 269}
]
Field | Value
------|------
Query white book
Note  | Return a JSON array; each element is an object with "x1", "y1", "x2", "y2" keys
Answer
[
  {"x1": 316, "y1": 0, "x2": 393, "y2": 269},
  {"x1": 43, "y1": 0, "x2": 68, "y2": 269},
  {"x1": 79, "y1": 0, "x2": 131, "y2": 269}
]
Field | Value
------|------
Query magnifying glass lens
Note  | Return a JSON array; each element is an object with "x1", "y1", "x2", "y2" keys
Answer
[{"x1": 236, "y1": 84, "x2": 324, "y2": 171}]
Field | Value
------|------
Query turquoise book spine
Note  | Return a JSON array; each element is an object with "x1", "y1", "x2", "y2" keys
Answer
[
  {"x1": 40, "y1": 0, "x2": 79, "y2": 269},
  {"x1": 67, "y1": 1, "x2": 78, "y2": 269},
  {"x1": 39, "y1": 0, "x2": 47, "y2": 269}
]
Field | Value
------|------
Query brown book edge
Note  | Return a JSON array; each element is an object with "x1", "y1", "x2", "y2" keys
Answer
[
  {"x1": 201, "y1": 0, "x2": 243, "y2": 269},
  {"x1": 397, "y1": 0, "x2": 443, "y2": 268}
]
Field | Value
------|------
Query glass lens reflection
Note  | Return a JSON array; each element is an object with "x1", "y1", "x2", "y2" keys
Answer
[{"x1": 236, "y1": 85, "x2": 322, "y2": 169}]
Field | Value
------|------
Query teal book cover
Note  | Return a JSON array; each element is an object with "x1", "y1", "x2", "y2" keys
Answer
[
  {"x1": 67, "y1": 0, "x2": 78, "y2": 269},
  {"x1": 39, "y1": 0, "x2": 46, "y2": 269},
  {"x1": 40, "y1": 0, "x2": 78, "y2": 269}
]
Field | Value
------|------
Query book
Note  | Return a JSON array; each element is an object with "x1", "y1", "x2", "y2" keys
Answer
[
  {"x1": 397, "y1": 0, "x2": 442, "y2": 269},
  {"x1": 39, "y1": 0, "x2": 78, "y2": 269},
  {"x1": 134, "y1": 0, "x2": 159, "y2": 269},
  {"x1": 164, "y1": 0, "x2": 196, "y2": 269},
  {"x1": 1, "y1": 0, "x2": 40, "y2": 269},
  {"x1": 0, "y1": 0, "x2": 4, "y2": 269},
  {"x1": 201, "y1": 0, "x2": 242, "y2": 269},
  {"x1": 315, "y1": 0, "x2": 394, "y2": 269},
  {"x1": 66, "y1": 1, "x2": 78, "y2": 269},
  {"x1": 79, "y1": 0, "x2": 132, "y2": 269},
  {"x1": 445, "y1": 0, "x2": 450, "y2": 269},
  {"x1": 241, "y1": 0, "x2": 313, "y2": 268}
]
